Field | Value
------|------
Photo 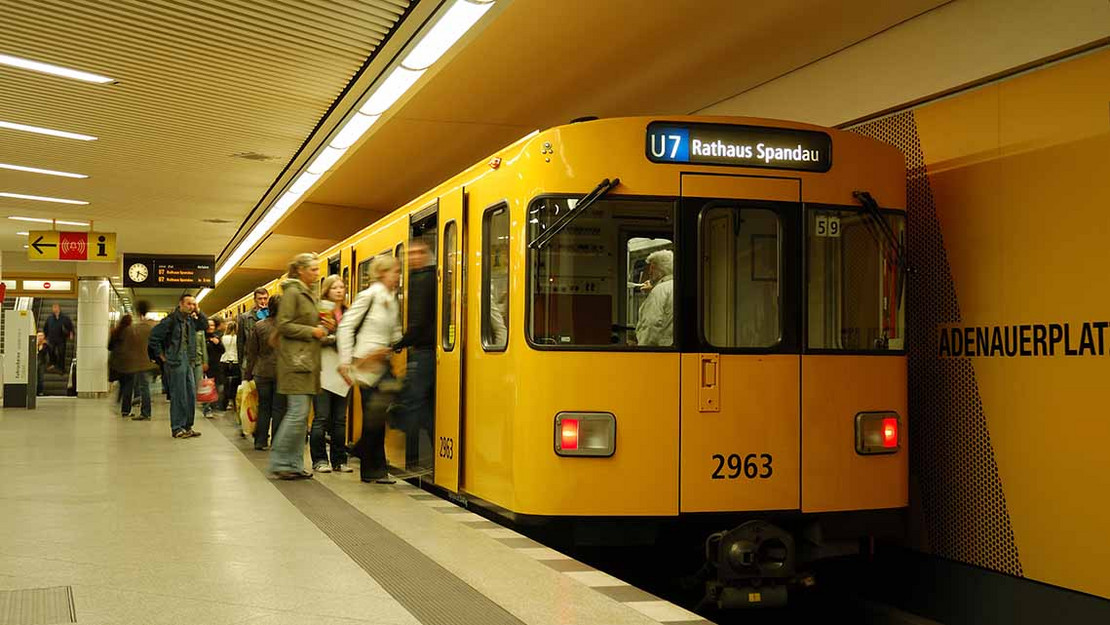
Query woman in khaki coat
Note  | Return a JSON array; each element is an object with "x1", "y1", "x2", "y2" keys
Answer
[{"x1": 269, "y1": 253, "x2": 325, "y2": 480}]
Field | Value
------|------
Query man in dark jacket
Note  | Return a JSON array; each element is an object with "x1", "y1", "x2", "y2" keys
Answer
[
  {"x1": 43, "y1": 303, "x2": 74, "y2": 373},
  {"x1": 391, "y1": 239, "x2": 436, "y2": 472},
  {"x1": 237, "y1": 288, "x2": 269, "y2": 376},
  {"x1": 149, "y1": 294, "x2": 207, "y2": 439}
]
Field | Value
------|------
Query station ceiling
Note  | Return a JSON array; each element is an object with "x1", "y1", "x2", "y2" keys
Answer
[{"x1": 0, "y1": 0, "x2": 947, "y2": 312}]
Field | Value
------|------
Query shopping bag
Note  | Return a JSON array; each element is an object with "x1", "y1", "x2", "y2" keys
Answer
[
  {"x1": 237, "y1": 380, "x2": 258, "y2": 436},
  {"x1": 196, "y1": 377, "x2": 218, "y2": 403}
]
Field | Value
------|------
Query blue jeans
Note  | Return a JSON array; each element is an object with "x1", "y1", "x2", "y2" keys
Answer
[
  {"x1": 269, "y1": 394, "x2": 310, "y2": 473},
  {"x1": 167, "y1": 362, "x2": 196, "y2": 433},
  {"x1": 253, "y1": 377, "x2": 285, "y2": 449},
  {"x1": 400, "y1": 348, "x2": 435, "y2": 469},
  {"x1": 120, "y1": 371, "x2": 152, "y2": 417},
  {"x1": 311, "y1": 390, "x2": 349, "y2": 467}
]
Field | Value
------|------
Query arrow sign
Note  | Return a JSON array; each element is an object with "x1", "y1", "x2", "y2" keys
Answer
[{"x1": 31, "y1": 235, "x2": 57, "y2": 255}]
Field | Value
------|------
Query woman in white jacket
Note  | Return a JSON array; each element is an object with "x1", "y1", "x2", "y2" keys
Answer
[{"x1": 337, "y1": 254, "x2": 402, "y2": 483}]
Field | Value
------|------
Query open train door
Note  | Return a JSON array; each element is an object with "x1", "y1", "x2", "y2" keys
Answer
[
  {"x1": 434, "y1": 187, "x2": 466, "y2": 492},
  {"x1": 679, "y1": 174, "x2": 802, "y2": 512}
]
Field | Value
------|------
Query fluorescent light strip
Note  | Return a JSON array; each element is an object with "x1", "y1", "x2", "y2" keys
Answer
[
  {"x1": 195, "y1": 288, "x2": 212, "y2": 303},
  {"x1": 359, "y1": 67, "x2": 424, "y2": 116},
  {"x1": 0, "y1": 192, "x2": 88, "y2": 205},
  {"x1": 0, "y1": 120, "x2": 97, "y2": 141},
  {"x1": 214, "y1": 1, "x2": 497, "y2": 286},
  {"x1": 0, "y1": 162, "x2": 88, "y2": 179},
  {"x1": 330, "y1": 113, "x2": 379, "y2": 150},
  {"x1": 7, "y1": 215, "x2": 89, "y2": 226},
  {"x1": 402, "y1": 0, "x2": 495, "y2": 70},
  {"x1": 16, "y1": 231, "x2": 28, "y2": 235},
  {"x1": 0, "y1": 53, "x2": 114, "y2": 84}
]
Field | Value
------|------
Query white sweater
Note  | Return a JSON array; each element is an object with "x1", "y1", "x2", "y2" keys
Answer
[{"x1": 336, "y1": 282, "x2": 402, "y2": 387}]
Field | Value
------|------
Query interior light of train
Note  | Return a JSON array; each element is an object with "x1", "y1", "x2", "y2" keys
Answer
[
  {"x1": 0, "y1": 192, "x2": 88, "y2": 205},
  {"x1": 401, "y1": 0, "x2": 495, "y2": 70},
  {"x1": 360, "y1": 67, "x2": 425, "y2": 116},
  {"x1": 8, "y1": 216, "x2": 89, "y2": 226},
  {"x1": 855, "y1": 412, "x2": 901, "y2": 455},
  {"x1": 0, "y1": 120, "x2": 97, "y2": 141},
  {"x1": 329, "y1": 113, "x2": 379, "y2": 150},
  {"x1": 0, "y1": 162, "x2": 87, "y2": 179},
  {"x1": 0, "y1": 53, "x2": 115, "y2": 84}
]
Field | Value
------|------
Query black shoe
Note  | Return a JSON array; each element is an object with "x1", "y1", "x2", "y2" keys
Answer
[{"x1": 131, "y1": 415, "x2": 151, "y2": 421}]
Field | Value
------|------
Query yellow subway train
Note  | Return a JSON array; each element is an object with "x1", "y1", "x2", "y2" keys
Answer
[{"x1": 215, "y1": 116, "x2": 908, "y2": 607}]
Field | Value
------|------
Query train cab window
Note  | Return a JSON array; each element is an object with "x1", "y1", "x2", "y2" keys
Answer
[
  {"x1": 528, "y1": 197, "x2": 675, "y2": 349},
  {"x1": 700, "y1": 205, "x2": 782, "y2": 348},
  {"x1": 442, "y1": 221, "x2": 458, "y2": 351},
  {"x1": 807, "y1": 207, "x2": 906, "y2": 351},
  {"x1": 482, "y1": 205, "x2": 509, "y2": 350}
]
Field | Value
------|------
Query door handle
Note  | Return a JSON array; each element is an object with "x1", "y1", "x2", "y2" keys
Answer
[{"x1": 699, "y1": 353, "x2": 720, "y2": 412}]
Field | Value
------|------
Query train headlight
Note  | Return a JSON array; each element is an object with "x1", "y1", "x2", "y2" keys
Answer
[
  {"x1": 554, "y1": 412, "x2": 615, "y2": 457},
  {"x1": 855, "y1": 412, "x2": 901, "y2": 454}
]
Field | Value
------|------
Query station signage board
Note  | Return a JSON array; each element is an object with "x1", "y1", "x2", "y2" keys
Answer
[
  {"x1": 123, "y1": 254, "x2": 215, "y2": 289},
  {"x1": 646, "y1": 121, "x2": 832, "y2": 172},
  {"x1": 27, "y1": 231, "x2": 117, "y2": 261}
]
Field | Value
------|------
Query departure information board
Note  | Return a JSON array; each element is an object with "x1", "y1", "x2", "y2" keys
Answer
[
  {"x1": 646, "y1": 122, "x2": 832, "y2": 172},
  {"x1": 123, "y1": 254, "x2": 215, "y2": 289}
]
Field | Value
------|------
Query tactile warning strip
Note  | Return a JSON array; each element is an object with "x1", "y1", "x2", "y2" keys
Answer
[
  {"x1": 0, "y1": 586, "x2": 76, "y2": 625},
  {"x1": 218, "y1": 428, "x2": 525, "y2": 625}
]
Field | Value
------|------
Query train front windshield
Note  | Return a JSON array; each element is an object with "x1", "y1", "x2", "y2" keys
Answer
[{"x1": 527, "y1": 195, "x2": 906, "y2": 353}]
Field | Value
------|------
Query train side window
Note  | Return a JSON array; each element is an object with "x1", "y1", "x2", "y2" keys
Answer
[
  {"x1": 700, "y1": 205, "x2": 782, "y2": 348},
  {"x1": 442, "y1": 221, "x2": 458, "y2": 351},
  {"x1": 357, "y1": 258, "x2": 373, "y2": 292},
  {"x1": 482, "y1": 204, "x2": 509, "y2": 351}
]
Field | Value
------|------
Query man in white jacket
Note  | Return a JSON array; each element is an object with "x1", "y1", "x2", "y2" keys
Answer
[{"x1": 635, "y1": 249, "x2": 675, "y2": 347}]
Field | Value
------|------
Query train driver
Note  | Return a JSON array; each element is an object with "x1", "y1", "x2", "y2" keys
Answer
[{"x1": 635, "y1": 249, "x2": 674, "y2": 347}]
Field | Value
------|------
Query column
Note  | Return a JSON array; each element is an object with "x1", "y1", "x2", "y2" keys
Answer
[{"x1": 77, "y1": 277, "x2": 110, "y2": 396}]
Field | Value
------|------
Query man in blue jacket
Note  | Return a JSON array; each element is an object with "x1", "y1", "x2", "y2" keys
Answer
[{"x1": 149, "y1": 293, "x2": 207, "y2": 439}]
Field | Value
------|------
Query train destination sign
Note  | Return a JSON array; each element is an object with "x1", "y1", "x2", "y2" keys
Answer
[
  {"x1": 646, "y1": 122, "x2": 832, "y2": 172},
  {"x1": 123, "y1": 254, "x2": 215, "y2": 289}
]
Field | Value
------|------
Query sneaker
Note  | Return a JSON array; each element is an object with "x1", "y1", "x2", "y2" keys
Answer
[
  {"x1": 121, "y1": 413, "x2": 132, "y2": 418},
  {"x1": 172, "y1": 429, "x2": 190, "y2": 439},
  {"x1": 313, "y1": 462, "x2": 332, "y2": 473},
  {"x1": 335, "y1": 463, "x2": 353, "y2": 473},
  {"x1": 186, "y1": 429, "x2": 202, "y2": 438}
]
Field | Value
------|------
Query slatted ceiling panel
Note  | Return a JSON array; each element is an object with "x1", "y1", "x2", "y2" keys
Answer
[{"x1": 0, "y1": 0, "x2": 411, "y2": 253}]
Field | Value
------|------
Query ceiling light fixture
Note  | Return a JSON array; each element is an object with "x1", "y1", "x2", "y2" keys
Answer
[
  {"x1": 213, "y1": 0, "x2": 498, "y2": 287},
  {"x1": 0, "y1": 120, "x2": 97, "y2": 141},
  {"x1": 196, "y1": 288, "x2": 212, "y2": 303},
  {"x1": 401, "y1": 0, "x2": 495, "y2": 70},
  {"x1": 0, "y1": 162, "x2": 88, "y2": 179},
  {"x1": 7, "y1": 215, "x2": 90, "y2": 226},
  {"x1": 0, "y1": 53, "x2": 115, "y2": 84},
  {"x1": 16, "y1": 231, "x2": 28, "y2": 235},
  {"x1": 0, "y1": 192, "x2": 88, "y2": 205}
]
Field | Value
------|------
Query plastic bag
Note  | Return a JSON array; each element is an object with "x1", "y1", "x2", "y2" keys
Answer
[
  {"x1": 237, "y1": 380, "x2": 258, "y2": 436},
  {"x1": 197, "y1": 377, "x2": 218, "y2": 403}
]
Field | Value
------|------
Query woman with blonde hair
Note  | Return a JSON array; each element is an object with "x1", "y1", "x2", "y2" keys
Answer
[
  {"x1": 269, "y1": 253, "x2": 326, "y2": 480},
  {"x1": 337, "y1": 253, "x2": 402, "y2": 483},
  {"x1": 311, "y1": 274, "x2": 352, "y2": 473}
]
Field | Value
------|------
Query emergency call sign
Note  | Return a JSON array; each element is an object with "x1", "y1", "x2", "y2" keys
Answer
[{"x1": 27, "y1": 231, "x2": 117, "y2": 261}]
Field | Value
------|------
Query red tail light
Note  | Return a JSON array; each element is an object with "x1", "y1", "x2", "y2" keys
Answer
[
  {"x1": 882, "y1": 418, "x2": 899, "y2": 448},
  {"x1": 560, "y1": 419, "x2": 579, "y2": 451}
]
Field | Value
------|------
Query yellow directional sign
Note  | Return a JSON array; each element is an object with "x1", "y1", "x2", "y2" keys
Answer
[{"x1": 28, "y1": 231, "x2": 117, "y2": 261}]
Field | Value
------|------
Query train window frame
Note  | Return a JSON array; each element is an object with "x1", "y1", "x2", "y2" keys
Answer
[
  {"x1": 803, "y1": 202, "x2": 907, "y2": 356},
  {"x1": 696, "y1": 201, "x2": 786, "y2": 351},
  {"x1": 442, "y1": 220, "x2": 458, "y2": 352},
  {"x1": 524, "y1": 193, "x2": 681, "y2": 353},
  {"x1": 481, "y1": 202, "x2": 510, "y2": 352}
]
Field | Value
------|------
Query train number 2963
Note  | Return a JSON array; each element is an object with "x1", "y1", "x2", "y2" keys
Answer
[
  {"x1": 711, "y1": 453, "x2": 773, "y2": 480},
  {"x1": 438, "y1": 437, "x2": 454, "y2": 460}
]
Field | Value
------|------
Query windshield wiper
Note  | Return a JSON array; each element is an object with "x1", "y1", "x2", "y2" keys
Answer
[
  {"x1": 852, "y1": 190, "x2": 909, "y2": 276},
  {"x1": 529, "y1": 178, "x2": 621, "y2": 250}
]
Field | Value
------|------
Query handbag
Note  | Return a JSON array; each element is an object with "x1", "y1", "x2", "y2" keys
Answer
[{"x1": 197, "y1": 377, "x2": 218, "y2": 403}]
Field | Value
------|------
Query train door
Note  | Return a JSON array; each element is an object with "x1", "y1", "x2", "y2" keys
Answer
[
  {"x1": 435, "y1": 188, "x2": 465, "y2": 492},
  {"x1": 679, "y1": 174, "x2": 802, "y2": 513}
]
